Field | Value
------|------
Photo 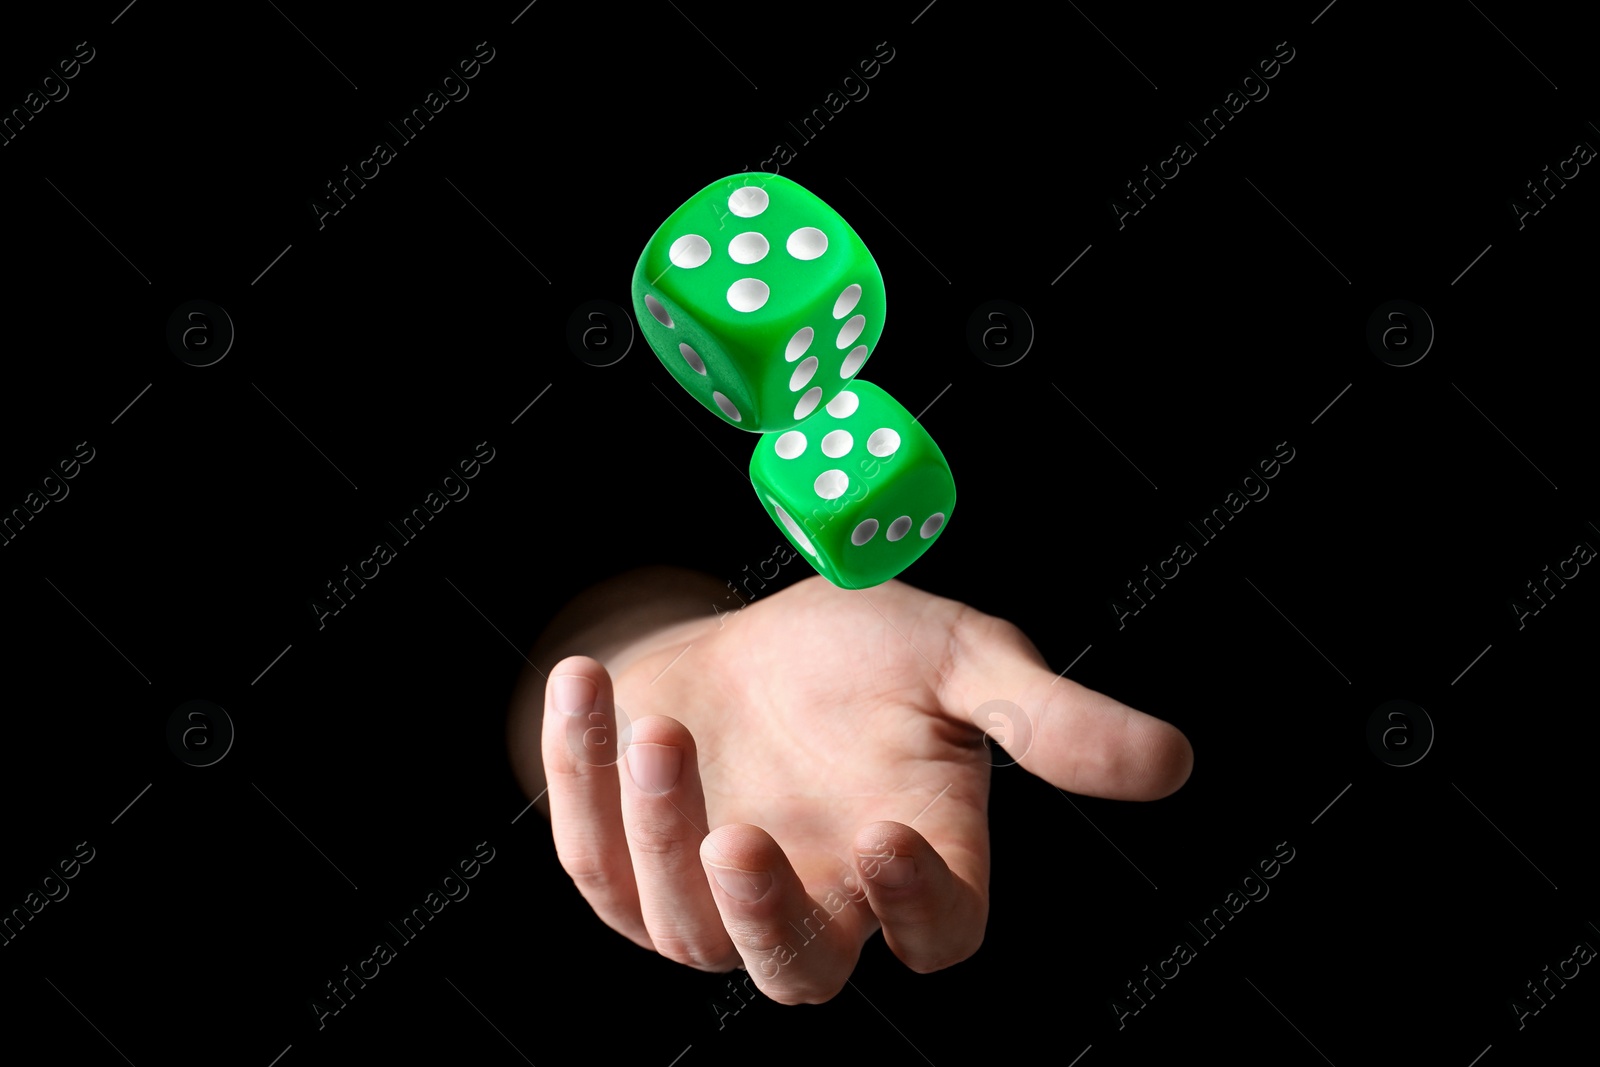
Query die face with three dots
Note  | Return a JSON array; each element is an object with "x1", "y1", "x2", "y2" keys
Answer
[
  {"x1": 632, "y1": 173, "x2": 885, "y2": 431},
  {"x1": 749, "y1": 380, "x2": 954, "y2": 589}
]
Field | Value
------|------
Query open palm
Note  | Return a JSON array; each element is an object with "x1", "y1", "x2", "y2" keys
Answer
[{"x1": 522, "y1": 573, "x2": 1192, "y2": 1004}]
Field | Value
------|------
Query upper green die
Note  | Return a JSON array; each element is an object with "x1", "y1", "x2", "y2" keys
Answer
[
  {"x1": 749, "y1": 380, "x2": 955, "y2": 589},
  {"x1": 632, "y1": 173, "x2": 885, "y2": 432}
]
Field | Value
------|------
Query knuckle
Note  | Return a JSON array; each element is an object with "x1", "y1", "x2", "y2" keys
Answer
[
  {"x1": 625, "y1": 825, "x2": 694, "y2": 858},
  {"x1": 654, "y1": 935, "x2": 737, "y2": 972},
  {"x1": 558, "y1": 850, "x2": 619, "y2": 891}
]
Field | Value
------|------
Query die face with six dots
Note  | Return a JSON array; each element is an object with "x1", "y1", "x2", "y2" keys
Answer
[
  {"x1": 632, "y1": 173, "x2": 885, "y2": 432},
  {"x1": 749, "y1": 380, "x2": 954, "y2": 590}
]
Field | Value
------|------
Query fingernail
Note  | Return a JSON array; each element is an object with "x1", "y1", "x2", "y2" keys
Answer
[
  {"x1": 627, "y1": 743, "x2": 681, "y2": 794},
  {"x1": 709, "y1": 865, "x2": 772, "y2": 903},
  {"x1": 861, "y1": 852, "x2": 915, "y2": 888},
  {"x1": 552, "y1": 675, "x2": 595, "y2": 718}
]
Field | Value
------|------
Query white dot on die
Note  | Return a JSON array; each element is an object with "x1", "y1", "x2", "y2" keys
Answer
[
  {"x1": 833, "y1": 284, "x2": 862, "y2": 319},
  {"x1": 851, "y1": 518, "x2": 879, "y2": 546},
  {"x1": 920, "y1": 513, "x2": 945, "y2": 538},
  {"x1": 669, "y1": 234, "x2": 711, "y2": 269},
  {"x1": 775, "y1": 431, "x2": 806, "y2": 459},
  {"x1": 814, "y1": 469, "x2": 848, "y2": 500},
  {"x1": 727, "y1": 278, "x2": 770, "y2": 313},
  {"x1": 728, "y1": 231, "x2": 769, "y2": 264},
  {"x1": 712, "y1": 391, "x2": 741, "y2": 422},
  {"x1": 867, "y1": 428, "x2": 900, "y2": 457},
  {"x1": 787, "y1": 227, "x2": 828, "y2": 260},
  {"x1": 825, "y1": 390, "x2": 859, "y2": 418},
  {"x1": 837, "y1": 314, "x2": 866, "y2": 349},
  {"x1": 840, "y1": 345, "x2": 868, "y2": 377},
  {"x1": 887, "y1": 515, "x2": 912, "y2": 541},
  {"x1": 790, "y1": 356, "x2": 818, "y2": 392},
  {"x1": 794, "y1": 386, "x2": 823, "y2": 420},
  {"x1": 785, "y1": 327, "x2": 813, "y2": 362},
  {"x1": 679, "y1": 343, "x2": 707, "y2": 375},
  {"x1": 822, "y1": 429, "x2": 853, "y2": 457},
  {"x1": 774, "y1": 502, "x2": 816, "y2": 557},
  {"x1": 645, "y1": 294, "x2": 673, "y2": 328},
  {"x1": 729, "y1": 186, "x2": 769, "y2": 217}
]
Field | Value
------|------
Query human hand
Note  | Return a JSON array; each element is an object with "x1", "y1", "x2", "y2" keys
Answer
[{"x1": 509, "y1": 569, "x2": 1192, "y2": 1003}]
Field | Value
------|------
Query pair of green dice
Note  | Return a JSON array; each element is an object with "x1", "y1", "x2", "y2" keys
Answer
[{"x1": 631, "y1": 174, "x2": 955, "y2": 590}]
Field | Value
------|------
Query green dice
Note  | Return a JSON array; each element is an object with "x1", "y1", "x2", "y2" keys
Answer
[
  {"x1": 749, "y1": 381, "x2": 955, "y2": 589},
  {"x1": 632, "y1": 173, "x2": 885, "y2": 431}
]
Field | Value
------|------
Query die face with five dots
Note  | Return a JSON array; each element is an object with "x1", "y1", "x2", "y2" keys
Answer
[
  {"x1": 749, "y1": 380, "x2": 954, "y2": 590},
  {"x1": 632, "y1": 173, "x2": 885, "y2": 432}
]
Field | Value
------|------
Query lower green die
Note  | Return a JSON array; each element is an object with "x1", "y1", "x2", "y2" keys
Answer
[{"x1": 749, "y1": 380, "x2": 954, "y2": 589}]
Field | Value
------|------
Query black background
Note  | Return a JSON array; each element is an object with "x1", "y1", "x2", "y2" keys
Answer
[{"x1": 2, "y1": 2, "x2": 1595, "y2": 1064}]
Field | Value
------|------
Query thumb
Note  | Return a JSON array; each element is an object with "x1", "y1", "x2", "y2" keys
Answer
[{"x1": 939, "y1": 610, "x2": 1193, "y2": 800}]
